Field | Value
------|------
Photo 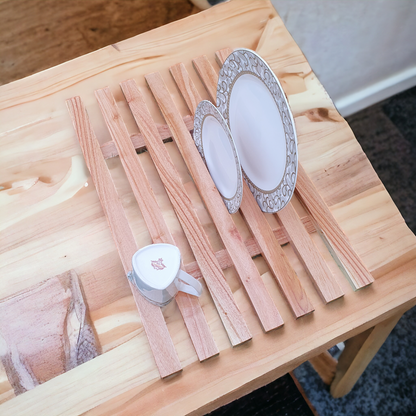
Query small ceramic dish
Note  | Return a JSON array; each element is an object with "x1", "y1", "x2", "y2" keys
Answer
[
  {"x1": 217, "y1": 48, "x2": 298, "y2": 213},
  {"x1": 129, "y1": 243, "x2": 202, "y2": 307},
  {"x1": 193, "y1": 100, "x2": 243, "y2": 214}
]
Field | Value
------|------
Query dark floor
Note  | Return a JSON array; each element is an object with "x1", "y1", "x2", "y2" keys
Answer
[
  {"x1": 207, "y1": 373, "x2": 316, "y2": 416},
  {"x1": 294, "y1": 306, "x2": 416, "y2": 416},
  {"x1": 209, "y1": 87, "x2": 416, "y2": 416}
]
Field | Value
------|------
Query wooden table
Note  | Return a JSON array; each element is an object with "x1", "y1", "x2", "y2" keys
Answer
[{"x1": 1, "y1": 1, "x2": 416, "y2": 414}]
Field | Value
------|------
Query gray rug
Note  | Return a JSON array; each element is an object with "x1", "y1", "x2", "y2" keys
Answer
[
  {"x1": 294, "y1": 306, "x2": 416, "y2": 416},
  {"x1": 294, "y1": 86, "x2": 416, "y2": 416}
]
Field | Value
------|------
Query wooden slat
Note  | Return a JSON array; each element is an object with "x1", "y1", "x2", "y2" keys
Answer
[
  {"x1": 100, "y1": 115, "x2": 194, "y2": 159},
  {"x1": 215, "y1": 48, "x2": 233, "y2": 68},
  {"x1": 94, "y1": 87, "x2": 219, "y2": 362},
  {"x1": 295, "y1": 164, "x2": 374, "y2": 290},
  {"x1": 66, "y1": 96, "x2": 182, "y2": 378},
  {"x1": 215, "y1": 48, "x2": 233, "y2": 64},
  {"x1": 170, "y1": 63, "x2": 202, "y2": 115},
  {"x1": 192, "y1": 55, "x2": 218, "y2": 103},
  {"x1": 120, "y1": 79, "x2": 252, "y2": 346},
  {"x1": 193, "y1": 54, "x2": 313, "y2": 318},
  {"x1": 277, "y1": 203, "x2": 344, "y2": 303},
  {"x1": 240, "y1": 181, "x2": 314, "y2": 317},
  {"x1": 161, "y1": 66, "x2": 284, "y2": 331}
]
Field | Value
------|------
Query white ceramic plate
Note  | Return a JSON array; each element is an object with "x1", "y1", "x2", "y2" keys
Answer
[
  {"x1": 193, "y1": 100, "x2": 243, "y2": 214},
  {"x1": 217, "y1": 48, "x2": 298, "y2": 213}
]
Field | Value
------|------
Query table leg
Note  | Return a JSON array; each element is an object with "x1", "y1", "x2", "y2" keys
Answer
[
  {"x1": 309, "y1": 351, "x2": 338, "y2": 385},
  {"x1": 330, "y1": 311, "x2": 404, "y2": 398}
]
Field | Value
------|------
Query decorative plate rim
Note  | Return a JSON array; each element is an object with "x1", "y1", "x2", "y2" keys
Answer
[
  {"x1": 216, "y1": 48, "x2": 298, "y2": 213},
  {"x1": 193, "y1": 100, "x2": 243, "y2": 214}
]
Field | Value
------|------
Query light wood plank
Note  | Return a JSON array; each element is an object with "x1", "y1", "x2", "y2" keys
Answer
[
  {"x1": 192, "y1": 55, "x2": 218, "y2": 103},
  {"x1": 120, "y1": 79, "x2": 252, "y2": 346},
  {"x1": 100, "y1": 115, "x2": 194, "y2": 160},
  {"x1": 296, "y1": 163, "x2": 375, "y2": 290},
  {"x1": 170, "y1": 63, "x2": 202, "y2": 115},
  {"x1": 191, "y1": 54, "x2": 313, "y2": 318},
  {"x1": 66, "y1": 96, "x2": 182, "y2": 378},
  {"x1": 240, "y1": 181, "x2": 314, "y2": 317},
  {"x1": 215, "y1": 48, "x2": 233, "y2": 68},
  {"x1": 158, "y1": 66, "x2": 284, "y2": 331},
  {"x1": 277, "y1": 203, "x2": 344, "y2": 303},
  {"x1": 94, "y1": 87, "x2": 219, "y2": 362}
]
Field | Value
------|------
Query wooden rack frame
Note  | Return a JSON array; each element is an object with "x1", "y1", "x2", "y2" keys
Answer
[{"x1": 67, "y1": 45, "x2": 373, "y2": 379}]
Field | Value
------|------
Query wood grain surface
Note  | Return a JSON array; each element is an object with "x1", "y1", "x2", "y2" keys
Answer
[
  {"x1": 1, "y1": 1, "x2": 416, "y2": 414},
  {"x1": 94, "y1": 87, "x2": 218, "y2": 361},
  {"x1": 170, "y1": 63, "x2": 202, "y2": 115},
  {"x1": 192, "y1": 55, "x2": 218, "y2": 103},
  {"x1": 240, "y1": 181, "x2": 315, "y2": 318},
  {"x1": 277, "y1": 203, "x2": 344, "y2": 303},
  {"x1": 66, "y1": 96, "x2": 182, "y2": 378},
  {"x1": 121, "y1": 78, "x2": 252, "y2": 346},
  {"x1": 0, "y1": 270, "x2": 98, "y2": 395},
  {"x1": 295, "y1": 163, "x2": 375, "y2": 290},
  {"x1": 308, "y1": 351, "x2": 338, "y2": 385}
]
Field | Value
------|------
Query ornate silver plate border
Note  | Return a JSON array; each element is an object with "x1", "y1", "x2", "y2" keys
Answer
[
  {"x1": 216, "y1": 48, "x2": 298, "y2": 213},
  {"x1": 193, "y1": 100, "x2": 243, "y2": 214}
]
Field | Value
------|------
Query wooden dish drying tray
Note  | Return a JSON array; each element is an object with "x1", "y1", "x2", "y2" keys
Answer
[{"x1": 66, "y1": 45, "x2": 373, "y2": 379}]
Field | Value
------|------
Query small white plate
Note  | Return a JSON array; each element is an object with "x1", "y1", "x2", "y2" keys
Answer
[
  {"x1": 193, "y1": 100, "x2": 243, "y2": 214},
  {"x1": 217, "y1": 48, "x2": 298, "y2": 213}
]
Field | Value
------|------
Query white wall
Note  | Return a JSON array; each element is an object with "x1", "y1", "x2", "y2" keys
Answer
[{"x1": 271, "y1": 0, "x2": 416, "y2": 116}]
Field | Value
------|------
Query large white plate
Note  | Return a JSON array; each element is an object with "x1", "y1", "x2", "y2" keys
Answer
[
  {"x1": 193, "y1": 100, "x2": 243, "y2": 214},
  {"x1": 217, "y1": 48, "x2": 298, "y2": 213}
]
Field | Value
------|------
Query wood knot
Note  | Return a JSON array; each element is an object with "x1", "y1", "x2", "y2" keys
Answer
[{"x1": 303, "y1": 108, "x2": 338, "y2": 122}]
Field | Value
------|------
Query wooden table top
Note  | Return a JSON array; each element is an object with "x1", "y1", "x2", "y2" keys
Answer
[{"x1": 1, "y1": 1, "x2": 416, "y2": 414}]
